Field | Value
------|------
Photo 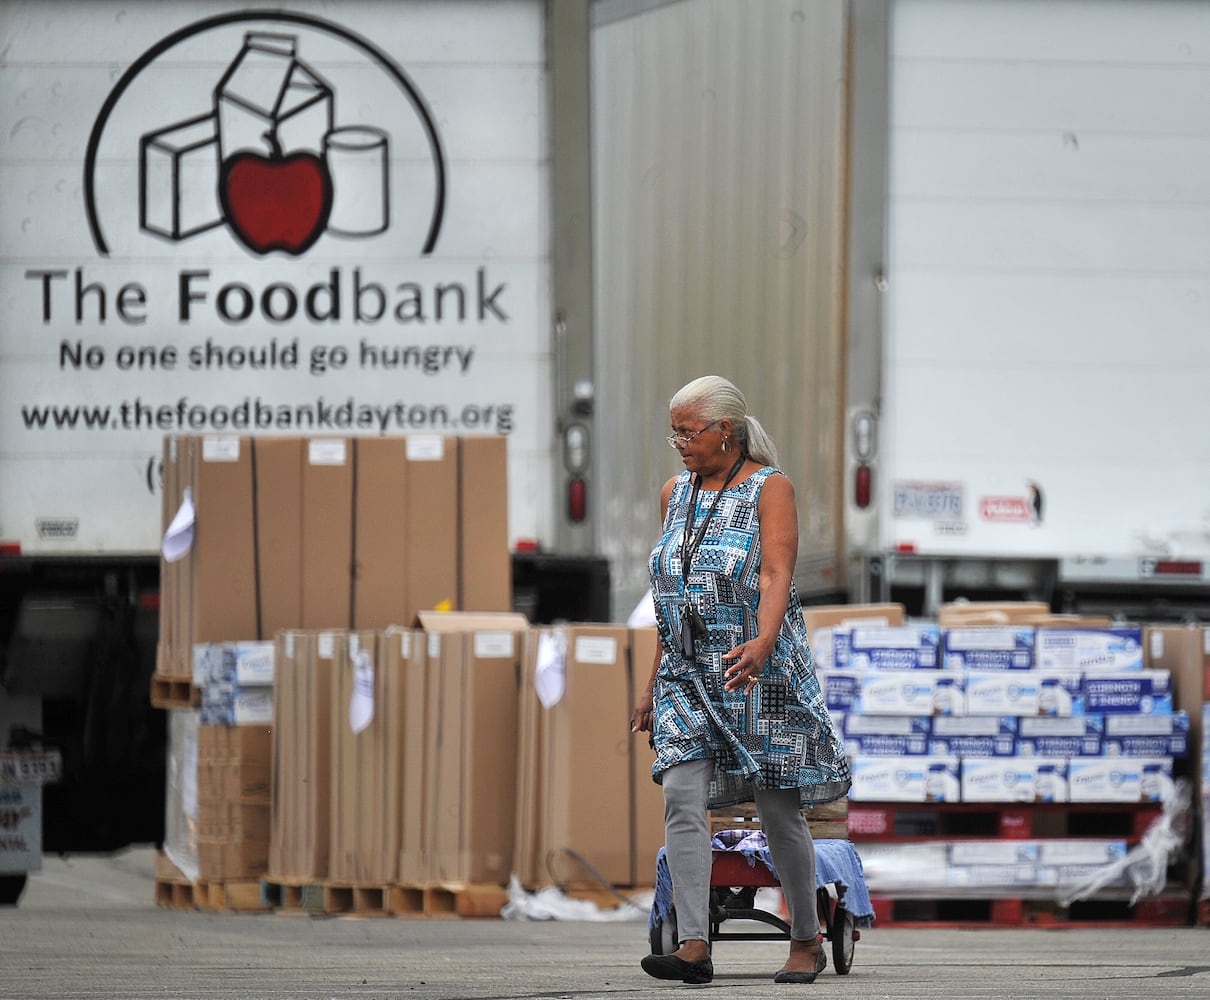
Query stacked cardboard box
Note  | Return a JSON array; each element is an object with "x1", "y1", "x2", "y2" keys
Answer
[
  {"x1": 515, "y1": 624, "x2": 666, "y2": 891},
  {"x1": 157, "y1": 433, "x2": 511, "y2": 682},
  {"x1": 197, "y1": 724, "x2": 273, "y2": 880},
  {"x1": 816, "y1": 604, "x2": 1192, "y2": 804}
]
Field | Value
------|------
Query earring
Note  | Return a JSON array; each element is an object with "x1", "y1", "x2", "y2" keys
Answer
[{"x1": 723, "y1": 439, "x2": 729, "y2": 453}]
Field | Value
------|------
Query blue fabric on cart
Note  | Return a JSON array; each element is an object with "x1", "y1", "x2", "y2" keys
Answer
[{"x1": 650, "y1": 833, "x2": 874, "y2": 932}]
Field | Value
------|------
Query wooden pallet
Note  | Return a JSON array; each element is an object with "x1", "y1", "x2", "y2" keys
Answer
[
  {"x1": 194, "y1": 878, "x2": 268, "y2": 912},
  {"x1": 710, "y1": 798, "x2": 848, "y2": 841},
  {"x1": 848, "y1": 801, "x2": 1162, "y2": 842},
  {"x1": 150, "y1": 673, "x2": 200, "y2": 710},
  {"x1": 870, "y1": 889, "x2": 1192, "y2": 928},
  {"x1": 260, "y1": 877, "x2": 509, "y2": 918}
]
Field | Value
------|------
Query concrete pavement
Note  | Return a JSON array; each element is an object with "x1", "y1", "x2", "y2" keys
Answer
[{"x1": 1, "y1": 847, "x2": 1208, "y2": 999}]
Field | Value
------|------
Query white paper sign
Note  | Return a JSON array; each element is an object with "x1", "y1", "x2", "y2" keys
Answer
[
  {"x1": 535, "y1": 629, "x2": 567, "y2": 708},
  {"x1": 349, "y1": 649, "x2": 374, "y2": 734},
  {"x1": 161, "y1": 487, "x2": 195, "y2": 563}
]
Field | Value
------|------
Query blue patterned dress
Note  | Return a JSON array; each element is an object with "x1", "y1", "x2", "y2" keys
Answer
[{"x1": 648, "y1": 466, "x2": 851, "y2": 809}]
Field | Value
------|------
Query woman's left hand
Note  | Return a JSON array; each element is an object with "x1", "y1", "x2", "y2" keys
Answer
[{"x1": 722, "y1": 639, "x2": 773, "y2": 694}]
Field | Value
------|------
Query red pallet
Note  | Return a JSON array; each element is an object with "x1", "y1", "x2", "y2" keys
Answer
[
  {"x1": 848, "y1": 801, "x2": 1162, "y2": 842},
  {"x1": 870, "y1": 892, "x2": 1191, "y2": 928}
]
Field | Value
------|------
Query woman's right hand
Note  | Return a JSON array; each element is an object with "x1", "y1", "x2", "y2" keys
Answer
[{"x1": 631, "y1": 691, "x2": 654, "y2": 733}]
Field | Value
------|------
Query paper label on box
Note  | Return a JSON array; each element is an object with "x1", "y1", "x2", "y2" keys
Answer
[
  {"x1": 574, "y1": 636, "x2": 617, "y2": 664},
  {"x1": 1150, "y1": 630, "x2": 1164, "y2": 659},
  {"x1": 406, "y1": 434, "x2": 445, "y2": 461},
  {"x1": 399, "y1": 631, "x2": 411, "y2": 657},
  {"x1": 428, "y1": 633, "x2": 441, "y2": 658},
  {"x1": 308, "y1": 439, "x2": 347, "y2": 465},
  {"x1": 473, "y1": 631, "x2": 515, "y2": 658},
  {"x1": 285, "y1": 633, "x2": 295, "y2": 658},
  {"x1": 348, "y1": 634, "x2": 360, "y2": 655},
  {"x1": 317, "y1": 632, "x2": 335, "y2": 659},
  {"x1": 202, "y1": 435, "x2": 240, "y2": 462}
]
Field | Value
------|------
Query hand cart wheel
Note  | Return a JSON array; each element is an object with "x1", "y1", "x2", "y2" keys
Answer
[
  {"x1": 830, "y1": 903, "x2": 857, "y2": 974},
  {"x1": 649, "y1": 907, "x2": 678, "y2": 956}
]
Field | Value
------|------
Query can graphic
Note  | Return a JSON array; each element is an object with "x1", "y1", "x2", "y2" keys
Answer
[{"x1": 324, "y1": 126, "x2": 390, "y2": 236}]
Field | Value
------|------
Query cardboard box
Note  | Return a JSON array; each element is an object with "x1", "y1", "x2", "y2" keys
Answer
[
  {"x1": 854, "y1": 670, "x2": 963, "y2": 716},
  {"x1": 351, "y1": 438, "x2": 408, "y2": 631},
  {"x1": 1076, "y1": 671, "x2": 1172, "y2": 715},
  {"x1": 960, "y1": 758, "x2": 1068, "y2": 803},
  {"x1": 942, "y1": 627, "x2": 1034, "y2": 671},
  {"x1": 1068, "y1": 757, "x2": 1176, "y2": 802},
  {"x1": 802, "y1": 603, "x2": 906, "y2": 670},
  {"x1": 936, "y1": 601, "x2": 1050, "y2": 627},
  {"x1": 405, "y1": 436, "x2": 459, "y2": 616},
  {"x1": 842, "y1": 715, "x2": 930, "y2": 756},
  {"x1": 458, "y1": 436, "x2": 511, "y2": 613},
  {"x1": 1036, "y1": 627, "x2": 1144, "y2": 673},
  {"x1": 1102, "y1": 711, "x2": 1190, "y2": 758},
  {"x1": 301, "y1": 439, "x2": 354, "y2": 630},
  {"x1": 963, "y1": 671, "x2": 1043, "y2": 717},
  {"x1": 517, "y1": 624, "x2": 634, "y2": 888},
  {"x1": 927, "y1": 716, "x2": 1017, "y2": 757},
  {"x1": 1015, "y1": 715, "x2": 1103, "y2": 757},
  {"x1": 253, "y1": 436, "x2": 304, "y2": 638},
  {"x1": 848, "y1": 755, "x2": 960, "y2": 802},
  {"x1": 268, "y1": 630, "x2": 333, "y2": 880},
  {"x1": 842, "y1": 624, "x2": 942, "y2": 671},
  {"x1": 818, "y1": 669, "x2": 862, "y2": 713},
  {"x1": 425, "y1": 614, "x2": 527, "y2": 885}
]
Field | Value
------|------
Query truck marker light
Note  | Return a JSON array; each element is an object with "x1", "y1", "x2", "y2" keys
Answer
[
  {"x1": 854, "y1": 463, "x2": 872, "y2": 509},
  {"x1": 567, "y1": 478, "x2": 587, "y2": 523},
  {"x1": 0, "y1": 542, "x2": 21, "y2": 556}
]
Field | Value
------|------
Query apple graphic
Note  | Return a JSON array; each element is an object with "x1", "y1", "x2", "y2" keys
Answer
[{"x1": 219, "y1": 129, "x2": 333, "y2": 255}]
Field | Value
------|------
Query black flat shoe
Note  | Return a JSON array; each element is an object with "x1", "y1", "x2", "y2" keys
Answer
[
  {"x1": 641, "y1": 952, "x2": 714, "y2": 984},
  {"x1": 773, "y1": 946, "x2": 826, "y2": 984}
]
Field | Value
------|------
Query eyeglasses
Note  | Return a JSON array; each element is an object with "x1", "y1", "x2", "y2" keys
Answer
[{"x1": 666, "y1": 421, "x2": 718, "y2": 449}]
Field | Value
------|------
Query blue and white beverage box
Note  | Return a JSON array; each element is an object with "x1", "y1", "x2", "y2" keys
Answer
[
  {"x1": 1102, "y1": 711, "x2": 1190, "y2": 758},
  {"x1": 942, "y1": 627, "x2": 1035, "y2": 671},
  {"x1": 841, "y1": 624, "x2": 941, "y2": 670},
  {"x1": 849, "y1": 755, "x2": 960, "y2": 802},
  {"x1": 842, "y1": 714, "x2": 930, "y2": 756},
  {"x1": 854, "y1": 670, "x2": 964, "y2": 716},
  {"x1": 963, "y1": 671, "x2": 1042, "y2": 716},
  {"x1": 1068, "y1": 757, "x2": 1176, "y2": 802},
  {"x1": 1076, "y1": 671, "x2": 1172, "y2": 715},
  {"x1": 960, "y1": 758, "x2": 1069, "y2": 803},
  {"x1": 927, "y1": 715, "x2": 1016, "y2": 757},
  {"x1": 1037, "y1": 673, "x2": 1082, "y2": 716},
  {"x1": 1035, "y1": 627, "x2": 1144, "y2": 673},
  {"x1": 1015, "y1": 715, "x2": 1103, "y2": 757},
  {"x1": 818, "y1": 669, "x2": 862, "y2": 713}
]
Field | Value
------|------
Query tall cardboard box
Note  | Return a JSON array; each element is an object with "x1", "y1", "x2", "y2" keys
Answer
[
  {"x1": 405, "y1": 436, "x2": 459, "y2": 615},
  {"x1": 414, "y1": 612, "x2": 528, "y2": 885},
  {"x1": 253, "y1": 436, "x2": 304, "y2": 638},
  {"x1": 519, "y1": 624, "x2": 633, "y2": 889},
  {"x1": 302, "y1": 438, "x2": 354, "y2": 629},
  {"x1": 379, "y1": 627, "x2": 414, "y2": 880},
  {"x1": 457, "y1": 435, "x2": 511, "y2": 612},
  {"x1": 268, "y1": 629, "x2": 335, "y2": 880},
  {"x1": 398, "y1": 625, "x2": 434, "y2": 884},
  {"x1": 328, "y1": 629, "x2": 383, "y2": 882},
  {"x1": 352, "y1": 438, "x2": 409, "y2": 630},
  {"x1": 189, "y1": 435, "x2": 259, "y2": 646}
]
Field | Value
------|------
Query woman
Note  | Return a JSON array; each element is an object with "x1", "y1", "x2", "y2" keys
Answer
[{"x1": 632, "y1": 375, "x2": 850, "y2": 985}]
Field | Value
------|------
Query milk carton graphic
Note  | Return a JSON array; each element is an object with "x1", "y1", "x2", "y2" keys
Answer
[{"x1": 141, "y1": 33, "x2": 390, "y2": 254}]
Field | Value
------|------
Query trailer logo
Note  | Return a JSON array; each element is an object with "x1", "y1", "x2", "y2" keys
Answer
[
  {"x1": 84, "y1": 11, "x2": 445, "y2": 258},
  {"x1": 979, "y1": 481, "x2": 1044, "y2": 525}
]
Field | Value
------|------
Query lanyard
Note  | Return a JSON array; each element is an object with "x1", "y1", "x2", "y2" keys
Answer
[{"x1": 679, "y1": 454, "x2": 745, "y2": 586}]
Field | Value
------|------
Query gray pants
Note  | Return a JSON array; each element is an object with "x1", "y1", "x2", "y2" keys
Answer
[{"x1": 662, "y1": 758, "x2": 819, "y2": 945}]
